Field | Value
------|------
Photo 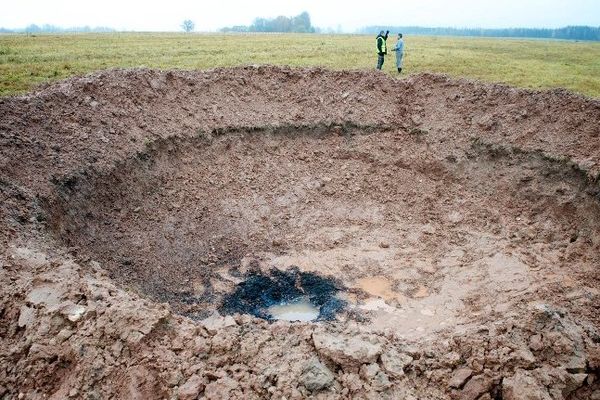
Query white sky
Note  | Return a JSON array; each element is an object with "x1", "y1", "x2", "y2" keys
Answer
[{"x1": 1, "y1": 0, "x2": 599, "y2": 32}]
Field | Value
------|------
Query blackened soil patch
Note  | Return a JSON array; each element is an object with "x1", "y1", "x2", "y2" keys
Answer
[{"x1": 220, "y1": 268, "x2": 345, "y2": 321}]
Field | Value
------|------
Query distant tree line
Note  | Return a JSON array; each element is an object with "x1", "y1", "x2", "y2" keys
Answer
[
  {"x1": 221, "y1": 11, "x2": 316, "y2": 33},
  {"x1": 0, "y1": 24, "x2": 115, "y2": 34},
  {"x1": 361, "y1": 25, "x2": 600, "y2": 41}
]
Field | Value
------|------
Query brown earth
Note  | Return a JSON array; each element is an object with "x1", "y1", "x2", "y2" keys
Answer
[{"x1": 1, "y1": 65, "x2": 600, "y2": 399}]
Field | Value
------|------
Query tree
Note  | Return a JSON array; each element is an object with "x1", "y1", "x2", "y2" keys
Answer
[
  {"x1": 181, "y1": 20, "x2": 195, "y2": 33},
  {"x1": 25, "y1": 24, "x2": 41, "y2": 33},
  {"x1": 292, "y1": 11, "x2": 314, "y2": 33},
  {"x1": 221, "y1": 11, "x2": 316, "y2": 33}
]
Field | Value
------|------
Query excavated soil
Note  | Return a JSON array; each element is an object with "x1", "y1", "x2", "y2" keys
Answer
[{"x1": 1, "y1": 66, "x2": 600, "y2": 399}]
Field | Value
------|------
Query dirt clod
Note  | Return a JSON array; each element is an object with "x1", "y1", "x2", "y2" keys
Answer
[{"x1": 300, "y1": 358, "x2": 335, "y2": 392}]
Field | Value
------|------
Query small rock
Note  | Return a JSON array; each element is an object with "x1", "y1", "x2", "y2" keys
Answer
[
  {"x1": 18, "y1": 305, "x2": 35, "y2": 328},
  {"x1": 565, "y1": 353, "x2": 587, "y2": 373},
  {"x1": 193, "y1": 336, "x2": 210, "y2": 354},
  {"x1": 379, "y1": 241, "x2": 390, "y2": 249},
  {"x1": 503, "y1": 369, "x2": 551, "y2": 400},
  {"x1": 204, "y1": 377, "x2": 238, "y2": 398},
  {"x1": 178, "y1": 374, "x2": 205, "y2": 400},
  {"x1": 56, "y1": 328, "x2": 74, "y2": 343},
  {"x1": 111, "y1": 340, "x2": 124, "y2": 356},
  {"x1": 86, "y1": 390, "x2": 101, "y2": 400},
  {"x1": 300, "y1": 358, "x2": 335, "y2": 392},
  {"x1": 380, "y1": 350, "x2": 413, "y2": 378},
  {"x1": 61, "y1": 303, "x2": 86, "y2": 322},
  {"x1": 171, "y1": 336, "x2": 184, "y2": 351},
  {"x1": 27, "y1": 285, "x2": 64, "y2": 306},
  {"x1": 89, "y1": 260, "x2": 102, "y2": 274},
  {"x1": 360, "y1": 363, "x2": 391, "y2": 391},
  {"x1": 188, "y1": 363, "x2": 206, "y2": 375},
  {"x1": 360, "y1": 363, "x2": 380, "y2": 380},
  {"x1": 461, "y1": 374, "x2": 493, "y2": 400},
  {"x1": 511, "y1": 348, "x2": 536, "y2": 368},
  {"x1": 167, "y1": 370, "x2": 184, "y2": 387},
  {"x1": 449, "y1": 368, "x2": 473, "y2": 389},
  {"x1": 12, "y1": 247, "x2": 48, "y2": 268},
  {"x1": 313, "y1": 332, "x2": 382, "y2": 368},
  {"x1": 68, "y1": 388, "x2": 79, "y2": 397},
  {"x1": 563, "y1": 373, "x2": 588, "y2": 396},
  {"x1": 443, "y1": 351, "x2": 461, "y2": 367},
  {"x1": 529, "y1": 334, "x2": 543, "y2": 352},
  {"x1": 128, "y1": 330, "x2": 148, "y2": 345},
  {"x1": 372, "y1": 371, "x2": 391, "y2": 391},
  {"x1": 422, "y1": 224, "x2": 436, "y2": 235},
  {"x1": 200, "y1": 313, "x2": 237, "y2": 334},
  {"x1": 475, "y1": 114, "x2": 496, "y2": 131}
]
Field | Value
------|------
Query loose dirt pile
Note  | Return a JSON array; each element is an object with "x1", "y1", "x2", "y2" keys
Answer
[{"x1": 1, "y1": 66, "x2": 599, "y2": 399}]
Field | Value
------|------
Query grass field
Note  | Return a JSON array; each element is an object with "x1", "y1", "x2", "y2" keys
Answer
[{"x1": 1, "y1": 33, "x2": 599, "y2": 97}]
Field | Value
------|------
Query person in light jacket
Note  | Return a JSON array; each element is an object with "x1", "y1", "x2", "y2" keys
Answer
[{"x1": 392, "y1": 33, "x2": 405, "y2": 73}]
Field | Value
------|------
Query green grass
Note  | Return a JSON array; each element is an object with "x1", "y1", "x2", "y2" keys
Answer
[{"x1": 1, "y1": 33, "x2": 599, "y2": 97}]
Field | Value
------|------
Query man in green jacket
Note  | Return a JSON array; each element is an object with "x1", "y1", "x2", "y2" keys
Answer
[{"x1": 376, "y1": 30, "x2": 389, "y2": 70}]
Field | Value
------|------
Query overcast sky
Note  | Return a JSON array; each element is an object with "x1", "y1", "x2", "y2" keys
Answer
[{"x1": 2, "y1": 0, "x2": 599, "y2": 32}]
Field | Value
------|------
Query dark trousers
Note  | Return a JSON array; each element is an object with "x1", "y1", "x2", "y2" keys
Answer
[{"x1": 376, "y1": 54, "x2": 385, "y2": 70}]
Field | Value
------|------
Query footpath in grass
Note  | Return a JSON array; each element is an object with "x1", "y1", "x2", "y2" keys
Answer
[{"x1": 1, "y1": 33, "x2": 599, "y2": 97}]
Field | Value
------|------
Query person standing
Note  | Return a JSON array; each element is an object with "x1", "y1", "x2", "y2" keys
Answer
[
  {"x1": 376, "y1": 30, "x2": 389, "y2": 70},
  {"x1": 392, "y1": 33, "x2": 405, "y2": 73}
]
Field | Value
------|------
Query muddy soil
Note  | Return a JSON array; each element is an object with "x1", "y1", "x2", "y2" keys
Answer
[{"x1": 1, "y1": 66, "x2": 600, "y2": 399}]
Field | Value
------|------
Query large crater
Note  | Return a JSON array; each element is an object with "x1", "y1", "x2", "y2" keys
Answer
[
  {"x1": 44, "y1": 123, "x2": 600, "y2": 335},
  {"x1": 2, "y1": 67, "x2": 600, "y2": 398}
]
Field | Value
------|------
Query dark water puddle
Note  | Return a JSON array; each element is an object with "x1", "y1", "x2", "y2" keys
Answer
[{"x1": 220, "y1": 268, "x2": 345, "y2": 321}]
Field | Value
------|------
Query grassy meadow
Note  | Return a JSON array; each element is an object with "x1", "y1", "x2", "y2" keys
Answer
[{"x1": 0, "y1": 33, "x2": 599, "y2": 97}]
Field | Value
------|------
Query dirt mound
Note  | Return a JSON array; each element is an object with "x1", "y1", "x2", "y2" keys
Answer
[{"x1": 1, "y1": 66, "x2": 599, "y2": 399}]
